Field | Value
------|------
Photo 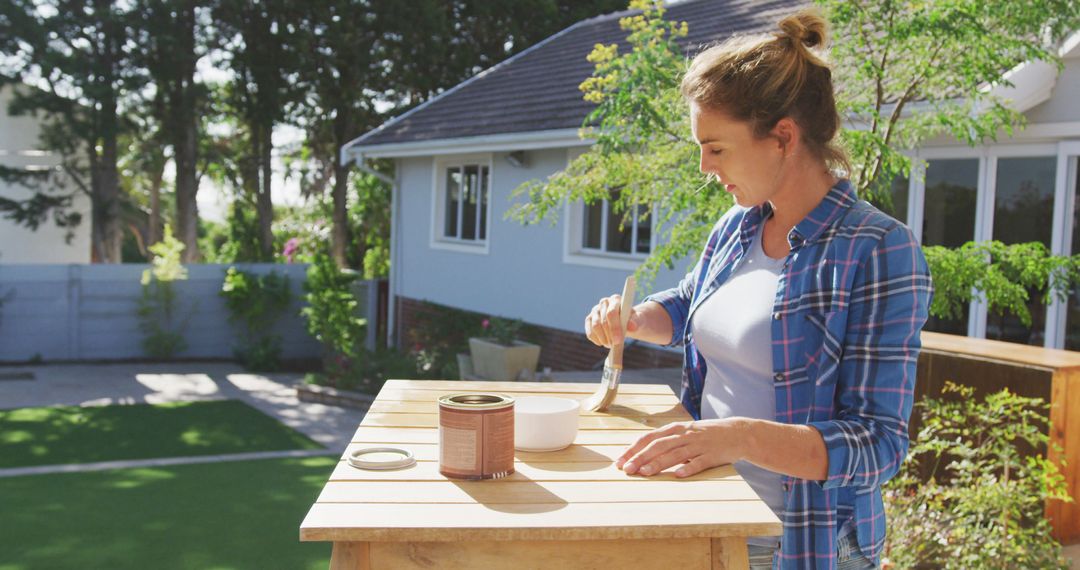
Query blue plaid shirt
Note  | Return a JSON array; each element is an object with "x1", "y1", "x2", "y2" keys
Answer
[{"x1": 646, "y1": 180, "x2": 932, "y2": 569}]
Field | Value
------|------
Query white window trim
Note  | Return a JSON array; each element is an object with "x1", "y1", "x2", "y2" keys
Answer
[
  {"x1": 914, "y1": 142, "x2": 1070, "y2": 346},
  {"x1": 561, "y1": 148, "x2": 652, "y2": 271},
  {"x1": 430, "y1": 154, "x2": 493, "y2": 255},
  {"x1": 1046, "y1": 142, "x2": 1080, "y2": 348}
]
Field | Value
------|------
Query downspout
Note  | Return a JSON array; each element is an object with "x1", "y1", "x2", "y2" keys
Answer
[{"x1": 343, "y1": 144, "x2": 399, "y2": 349}]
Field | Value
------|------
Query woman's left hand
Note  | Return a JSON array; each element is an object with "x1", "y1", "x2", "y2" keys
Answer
[{"x1": 616, "y1": 418, "x2": 748, "y2": 478}]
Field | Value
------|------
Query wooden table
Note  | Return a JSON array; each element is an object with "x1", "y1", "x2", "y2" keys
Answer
[{"x1": 300, "y1": 380, "x2": 782, "y2": 569}]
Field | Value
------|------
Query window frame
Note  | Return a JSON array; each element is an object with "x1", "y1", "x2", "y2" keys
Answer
[
  {"x1": 430, "y1": 154, "x2": 493, "y2": 255},
  {"x1": 908, "y1": 143, "x2": 1077, "y2": 347},
  {"x1": 561, "y1": 147, "x2": 654, "y2": 270}
]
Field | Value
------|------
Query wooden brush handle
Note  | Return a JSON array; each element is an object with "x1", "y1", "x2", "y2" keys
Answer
[{"x1": 606, "y1": 275, "x2": 637, "y2": 370}]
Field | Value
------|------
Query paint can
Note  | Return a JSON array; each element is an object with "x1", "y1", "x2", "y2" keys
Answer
[{"x1": 438, "y1": 393, "x2": 515, "y2": 480}]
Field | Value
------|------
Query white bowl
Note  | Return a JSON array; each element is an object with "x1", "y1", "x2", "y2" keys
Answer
[{"x1": 514, "y1": 397, "x2": 580, "y2": 452}]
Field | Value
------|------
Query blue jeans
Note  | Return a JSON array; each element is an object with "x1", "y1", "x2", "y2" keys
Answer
[{"x1": 747, "y1": 532, "x2": 876, "y2": 569}]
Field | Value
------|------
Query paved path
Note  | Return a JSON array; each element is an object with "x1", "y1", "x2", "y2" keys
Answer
[{"x1": 0, "y1": 449, "x2": 331, "y2": 478}]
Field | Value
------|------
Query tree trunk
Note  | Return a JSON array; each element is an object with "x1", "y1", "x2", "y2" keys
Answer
[
  {"x1": 148, "y1": 159, "x2": 164, "y2": 254},
  {"x1": 93, "y1": 9, "x2": 123, "y2": 264},
  {"x1": 331, "y1": 110, "x2": 352, "y2": 268},
  {"x1": 172, "y1": 1, "x2": 200, "y2": 263},
  {"x1": 174, "y1": 108, "x2": 199, "y2": 262},
  {"x1": 256, "y1": 124, "x2": 274, "y2": 261},
  {"x1": 95, "y1": 135, "x2": 123, "y2": 263}
]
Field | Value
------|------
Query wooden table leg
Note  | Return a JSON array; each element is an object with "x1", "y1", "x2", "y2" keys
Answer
[
  {"x1": 330, "y1": 541, "x2": 370, "y2": 570},
  {"x1": 712, "y1": 537, "x2": 749, "y2": 570}
]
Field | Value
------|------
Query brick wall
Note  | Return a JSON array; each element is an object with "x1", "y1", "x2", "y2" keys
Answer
[{"x1": 395, "y1": 296, "x2": 682, "y2": 372}]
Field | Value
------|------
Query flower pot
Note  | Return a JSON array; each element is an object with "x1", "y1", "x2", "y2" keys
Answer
[
  {"x1": 456, "y1": 352, "x2": 475, "y2": 379},
  {"x1": 468, "y1": 337, "x2": 541, "y2": 381}
]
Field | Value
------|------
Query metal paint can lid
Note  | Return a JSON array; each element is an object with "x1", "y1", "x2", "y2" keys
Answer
[
  {"x1": 347, "y1": 447, "x2": 416, "y2": 470},
  {"x1": 438, "y1": 393, "x2": 515, "y2": 410}
]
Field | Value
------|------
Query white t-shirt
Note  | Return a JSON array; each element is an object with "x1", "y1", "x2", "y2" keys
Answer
[{"x1": 691, "y1": 227, "x2": 785, "y2": 547}]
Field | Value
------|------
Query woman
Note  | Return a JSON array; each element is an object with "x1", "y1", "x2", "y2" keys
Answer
[{"x1": 583, "y1": 8, "x2": 932, "y2": 570}]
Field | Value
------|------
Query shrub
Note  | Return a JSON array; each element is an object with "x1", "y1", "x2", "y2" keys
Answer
[
  {"x1": 883, "y1": 382, "x2": 1072, "y2": 569},
  {"x1": 136, "y1": 225, "x2": 191, "y2": 359},
  {"x1": 219, "y1": 267, "x2": 292, "y2": 371},
  {"x1": 481, "y1": 316, "x2": 523, "y2": 347},
  {"x1": 308, "y1": 348, "x2": 429, "y2": 395},
  {"x1": 301, "y1": 253, "x2": 366, "y2": 363},
  {"x1": 406, "y1": 302, "x2": 488, "y2": 379}
]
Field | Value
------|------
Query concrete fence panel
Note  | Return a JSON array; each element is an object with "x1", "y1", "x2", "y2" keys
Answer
[{"x1": 0, "y1": 263, "x2": 381, "y2": 363}]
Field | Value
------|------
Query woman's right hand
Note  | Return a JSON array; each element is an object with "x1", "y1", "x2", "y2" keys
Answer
[{"x1": 584, "y1": 294, "x2": 641, "y2": 348}]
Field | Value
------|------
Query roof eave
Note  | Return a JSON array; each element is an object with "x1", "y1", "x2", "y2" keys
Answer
[{"x1": 344, "y1": 128, "x2": 594, "y2": 161}]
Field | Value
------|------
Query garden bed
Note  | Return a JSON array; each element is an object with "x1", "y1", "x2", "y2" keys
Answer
[{"x1": 295, "y1": 382, "x2": 376, "y2": 410}]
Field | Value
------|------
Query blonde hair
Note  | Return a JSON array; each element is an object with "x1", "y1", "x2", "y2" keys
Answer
[{"x1": 681, "y1": 8, "x2": 849, "y2": 173}]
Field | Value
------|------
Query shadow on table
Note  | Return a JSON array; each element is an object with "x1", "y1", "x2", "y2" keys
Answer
[
  {"x1": 602, "y1": 403, "x2": 685, "y2": 418},
  {"x1": 451, "y1": 473, "x2": 569, "y2": 514},
  {"x1": 516, "y1": 444, "x2": 613, "y2": 472}
]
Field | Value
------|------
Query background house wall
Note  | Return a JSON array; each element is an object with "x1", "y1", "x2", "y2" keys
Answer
[
  {"x1": 395, "y1": 148, "x2": 692, "y2": 335},
  {"x1": 1025, "y1": 57, "x2": 1080, "y2": 124},
  {"x1": 0, "y1": 86, "x2": 92, "y2": 264}
]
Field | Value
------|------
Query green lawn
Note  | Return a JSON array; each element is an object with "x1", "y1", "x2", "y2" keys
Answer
[
  {"x1": 0, "y1": 456, "x2": 335, "y2": 570},
  {"x1": 0, "y1": 400, "x2": 323, "y2": 468}
]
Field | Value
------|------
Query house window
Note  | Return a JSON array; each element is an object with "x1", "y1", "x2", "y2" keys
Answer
[
  {"x1": 581, "y1": 190, "x2": 651, "y2": 256},
  {"x1": 920, "y1": 158, "x2": 979, "y2": 336},
  {"x1": 868, "y1": 175, "x2": 908, "y2": 223},
  {"x1": 433, "y1": 158, "x2": 491, "y2": 253},
  {"x1": 1064, "y1": 159, "x2": 1080, "y2": 350},
  {"x1": 985, "y1": 156, "x2": 1056, "y2": 346},
  {"x1": 923, "y1": 159, "x2": 978, "y2": 249}
]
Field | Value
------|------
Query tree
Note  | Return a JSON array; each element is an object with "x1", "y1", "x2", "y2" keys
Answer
[
  {"x1": 288, "y1": 0, "x2": 385, "y2": 268},
  {"x1": 0, "y1": 0, "x2": 141, "y2": 262},
  {"x1": 117, "y1": 96, "x2": 168, "y2": 258},
  {"x1": 825, "y1": 0, "x2": 1080, "y2": 201},
  {"x1": 131, "y1": 0, "x2": 209, "y2": 262},
  {"x1": 212, "y1": 0, "x2": 303, "y2": 261},
  {"x1": 510, "y1": 0, "x2": 1080, "y2": 288},
  {"x1": 289, "y1": 0, "x2": 626, "y2": 269},
  {"x1": 509, "y1": 0, "x2": 721, "y2": 285}
]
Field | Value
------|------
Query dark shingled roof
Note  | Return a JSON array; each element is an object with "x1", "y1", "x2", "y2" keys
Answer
[{"x1": 349, "y1": 0, "x2": 803, "y2": 150}]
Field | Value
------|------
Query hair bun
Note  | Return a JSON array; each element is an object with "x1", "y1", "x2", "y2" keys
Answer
[{"x1": 777, "y1": 9, "x2": 828, "y2": 49}]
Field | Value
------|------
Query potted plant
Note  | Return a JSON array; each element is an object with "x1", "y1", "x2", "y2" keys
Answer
[{"x1": 468, "y1": 317, "x2": 541, "y2": 381}]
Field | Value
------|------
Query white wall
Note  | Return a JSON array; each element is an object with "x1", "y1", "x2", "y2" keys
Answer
[
  {"x1": 0, "y1": 86, "x2": 91, "y2": 264},
  {"x1": 395, "y1": 149, "x2": 693, "y2": 335}
]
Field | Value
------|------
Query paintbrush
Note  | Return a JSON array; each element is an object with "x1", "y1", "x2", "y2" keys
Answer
[{"x1": 582, "y1": 275, "x2": 636, "y2": 413}]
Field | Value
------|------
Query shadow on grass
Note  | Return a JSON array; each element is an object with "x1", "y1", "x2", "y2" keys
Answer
[{"x1": 0, "y1": 456, "x2": 337, "y2": 570}]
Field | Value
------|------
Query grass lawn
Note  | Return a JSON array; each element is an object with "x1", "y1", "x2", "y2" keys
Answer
[
  {"x1": 0, "y1": 400, "x2": 322, "y2": 468},
  {"x1": 0, "y1": 456, "x2": 336, "y2": 570}
]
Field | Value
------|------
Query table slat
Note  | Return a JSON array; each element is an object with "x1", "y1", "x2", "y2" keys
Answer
[
  {"x1": 351, "y1": 426, "x2": 653, "y2": 445},
  {"x1": 382, "y1": 379, "x2": 675, "y2": 395},
  {"x1": 301, "y1": 500, "x2": 782, "y2": 542},
  {"x1": 317, "y1": 479, "x2": 759, "y2": 504},
  {"x1": 328, "y1": 459, "x2": 740, "y2": 483},
  {"x1": 360, "y1": 412, "x2": 676, "y2": 430},
  {"x1": 345, "y1": 442, "x2": 630, "y2": 463},
  {"x1": 375, "y1": 388, "x2": 680, "y2": 406},
  {"x1": 366, "y1": 399, "x2": 686, "y2": 418}
]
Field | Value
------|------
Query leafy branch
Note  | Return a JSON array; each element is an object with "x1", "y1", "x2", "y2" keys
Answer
[{"x1": 923, "y1": 241, "x2": 1080, "y2": 327}]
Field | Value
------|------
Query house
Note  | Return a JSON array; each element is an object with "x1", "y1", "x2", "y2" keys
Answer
[
  {"x1": 0, "y1": 84, "x2": 91, "y2": 264},
  {"x1": 342, "y1": 0, "x2": 1080, "y2": 368}
]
